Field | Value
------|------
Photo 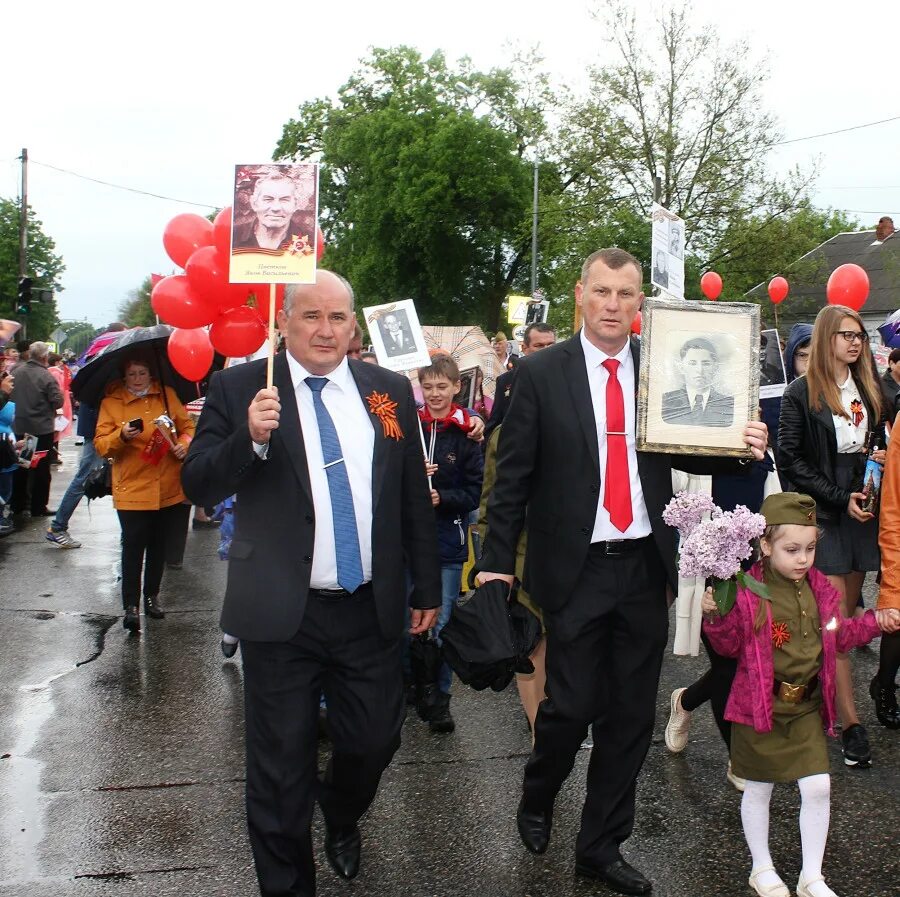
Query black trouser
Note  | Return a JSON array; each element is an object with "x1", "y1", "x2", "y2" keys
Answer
[
  {"x1": 878, "y1": 630, "x2": 900, "y2": 688},
  {"x1": 164, "y1": 502, "x2": 192, "y2": 565},
  {"x1": 11, "y1": 431, "x2": 54, "y2": 514},
  {"x1": 116, "y1": 504, "x2": 184, "y2": 609},
  {"x1": 522, "y1": 538, "x2": 668, "y2": 866},
  {"x1": 240, "y1": 586, "x2": 405, "y2": 897},
  {"x1": 679, "y1": 630, "x2": 737, "y2": 749}
]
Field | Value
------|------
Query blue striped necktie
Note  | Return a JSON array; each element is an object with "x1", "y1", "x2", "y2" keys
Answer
[{"x1": 305, "y1": 377, "x2": 364, "y2": 593}]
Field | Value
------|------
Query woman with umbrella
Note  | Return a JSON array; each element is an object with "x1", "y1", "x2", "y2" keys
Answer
[{"x1": 93, "y1": 349, "x2": 195, "y2": 633}]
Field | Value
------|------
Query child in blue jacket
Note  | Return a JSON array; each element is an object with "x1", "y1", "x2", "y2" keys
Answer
[{"x1": 416, "y1": 355, "x2": 484, "y2": 732}]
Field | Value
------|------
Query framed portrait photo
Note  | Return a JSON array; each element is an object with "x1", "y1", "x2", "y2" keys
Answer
[
  {"x1": 637, "y1": 298, "x2": 761, "y2": 457},
  {"x1": 454, "y1": 366, "x2": 480, "y2": 409},
  {"x1": 363, "y1": 299, "x2": 431, "y2": 372}
]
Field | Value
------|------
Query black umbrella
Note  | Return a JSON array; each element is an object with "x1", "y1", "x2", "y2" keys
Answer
[
  {"x1": 410, "y1": 634, "x2": 443, "y2": 721},
  {"x1": 71, "y1": 324, "x2": 198, "y2": 407}
]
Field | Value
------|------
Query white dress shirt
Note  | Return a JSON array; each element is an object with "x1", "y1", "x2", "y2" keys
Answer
[
  {"x1": 686, "y1": 387, "x2": 711, "y2": 412},
  {"x1": 256, "y1": 354, "x2": 375, "y2": 588},
  {"x1": 581, "y1": 330, "x2": 653, "y2": 541},
  {"x1": 832, "y1": 373, "x2": 868, "y2": 454}
]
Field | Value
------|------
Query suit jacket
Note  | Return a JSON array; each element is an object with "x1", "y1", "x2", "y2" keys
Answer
[
  {"x1": 382, "y1": 328, "x2": 417, "y2": 358},
  {"x1": 481, "y1": 334, "x2": 738, "y2": 611},
  {"x1": 661, "y1": 386, "x2": 734, "y2": 428},
  {"x1": 181, "y1": 352, "x2": 442, "y2": 642},
  {"x1": 484, "y1": 368, "x2": 515, "y2": 441}
]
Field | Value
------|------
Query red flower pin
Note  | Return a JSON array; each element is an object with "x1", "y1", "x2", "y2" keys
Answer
[{"x1": 771, "y1": 620, "x2": 791, "y2": 649}]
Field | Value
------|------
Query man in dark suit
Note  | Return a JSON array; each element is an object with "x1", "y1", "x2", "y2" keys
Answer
[
  {"x1": 478, "y1": 249, "x2": 767, "y2": 896},
  {"x1": 660, "y1": 337, "x2": 734, "y2": 428},
  {"x1": 182, "y1": 270, "x2": 441, "y2": 897},
  {"x1": 485, "y1": 322, "x2": 556, "y2": 441},
  {"x1": 380, "y1": 312, "x2": 417, "y2": 357}
]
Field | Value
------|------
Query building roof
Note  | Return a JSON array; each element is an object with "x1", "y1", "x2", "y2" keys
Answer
[{"x1": 745, "y1": 229, "x2": 900, "y2": 323}]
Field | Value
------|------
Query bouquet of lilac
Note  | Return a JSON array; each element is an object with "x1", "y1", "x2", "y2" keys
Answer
[{"x1": 663, "y1": 492, "x2": 768, "y2": 614}]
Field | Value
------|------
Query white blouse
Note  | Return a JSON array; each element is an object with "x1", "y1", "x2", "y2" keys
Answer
[{"x1": 831, "y1": 374, "x2": 868, "y2": 454}]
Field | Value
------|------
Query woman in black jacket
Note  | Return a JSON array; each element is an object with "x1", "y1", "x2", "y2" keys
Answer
[{"x1": 777, "y1": 304, "x2": 886, "y2": 769}]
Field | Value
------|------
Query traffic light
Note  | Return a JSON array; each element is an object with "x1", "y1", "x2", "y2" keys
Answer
[{"x1": 16, "y1": 277, "x2": 32, "y2": 315}]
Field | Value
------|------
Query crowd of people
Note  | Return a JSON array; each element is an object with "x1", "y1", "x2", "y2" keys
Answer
[{"x1": 2, "y1": 249, "x2": 900, "y2": 897}]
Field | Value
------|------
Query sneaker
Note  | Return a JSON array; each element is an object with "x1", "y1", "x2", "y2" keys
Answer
[
  {"x1": 869, "y1": 676, "x2": 900, "y2": 729},
  {"x1": 0, "y1": 518, "x2": 13, "y2": 538},
  {"x1": 664, "y1": 687, "x2": 692, "y2": 753},
  {"x1": 726, "y1": 761, "x2": 746, "y2": 792},
  {"x1": 46, "y1": 528, "x2": 82, "y2": 549},
  {"x1": 841, "y1": 723, "x2": 871, "y2": 768}
]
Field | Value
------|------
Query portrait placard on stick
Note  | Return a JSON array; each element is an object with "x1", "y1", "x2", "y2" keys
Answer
[
  {"x1": 363, "y1": 300, "x2": 431, "y2": 372},
  {"x1": 637, "y1": 297, "x2": 760, "y2": 457},
  {"x1": 228, "y1": 163, "x2": 319, "y2": 285},
  {"x1": 650, "y1": 203, "x2": 686, "y2": 300}
]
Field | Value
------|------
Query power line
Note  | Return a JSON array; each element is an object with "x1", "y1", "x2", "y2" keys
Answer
[
  {"x1": 774, "y1": 114, "x2": 900, "y2": 146},
  {"x1": 30, "y1": 159, "x2": 217, "y2": 209}
]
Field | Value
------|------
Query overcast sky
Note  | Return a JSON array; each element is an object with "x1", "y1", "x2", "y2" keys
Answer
[{"x1": 4, "y1": 0, "x2": 899, "y2": 327}]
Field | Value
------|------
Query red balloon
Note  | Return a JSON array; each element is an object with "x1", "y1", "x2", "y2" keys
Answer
[
  {"x1": 151, "y1": 275, "x2": 218, "y2": 329},
  {"x1": 767, "y1": 276, "x2": 789, "y2": 305},
  {"x1": 167, "y1": 327, "x2": 214, "y2": 382},
  {"x1": 213, "y1": 206, "x2": 233, "y2": 257},
  {"x1": 185, "y1": 246, "x2": 252, "y2": 311},
  {"x1": 162, "y1": 214, "x2": 214, "y2": 268},
  {"x1": 210, "y1": 306, "x2": 267, "y2": 357},
  {"x1": 316, "y1": 225, "x2": 326, "y2": 262},
  {"x1": 631, "y1": 311, "x2": 642, "y2": 335},
  {"x1": 700, "y1": 271, "x2": 723, "y2": 300},
  {"x1": 827, "y1": 263, "x2": 869, "y2": 311}
]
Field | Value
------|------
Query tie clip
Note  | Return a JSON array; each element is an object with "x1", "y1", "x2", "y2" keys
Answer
[
  {"x1": 606, "y1": 431, "x2": 626, "y2": 436},
  {"x1": 323, "y1": 458, "x2": 345, "y2": 469}
]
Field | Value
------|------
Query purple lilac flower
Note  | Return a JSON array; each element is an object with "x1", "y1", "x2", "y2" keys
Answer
[
  {"x1": 678, "y1": 507, "x2": 766, "y2": 581},
  {"x1": 662, "y1": 491, "x2": 719, "y2": 540}
]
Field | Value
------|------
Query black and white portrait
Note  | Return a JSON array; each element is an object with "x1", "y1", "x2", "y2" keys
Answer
[
  {"x1": 661, "y1": 336, "x2": 734, "y2": 428},
  {"x1": 669, "y1": 223, "x2": 683, "y2": 260},
  {"x1": 379, "y1": 310, "x2": 417, "y2": 358},
  {"x1": 759, "y1": 329, "x2": 788, "y2": 398},
  {"x1": 652, "y1": 250, "x2": 669, "y2": 289}
]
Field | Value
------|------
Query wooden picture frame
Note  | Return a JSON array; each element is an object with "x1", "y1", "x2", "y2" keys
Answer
[{"x1": 637, "y1": 298, "x2": 760, "y2": 457}]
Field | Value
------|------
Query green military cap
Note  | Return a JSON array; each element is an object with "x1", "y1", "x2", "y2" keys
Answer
[{"x1": 760, "y1": 492, "x2": 817, "y2": 527}]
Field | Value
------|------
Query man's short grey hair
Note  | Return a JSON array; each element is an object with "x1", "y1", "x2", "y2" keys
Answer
[
  {"x1": 29, "y1": 341, "x2": 50, "y2": 361},
  {"x1": 282, "y1": 274, "x2": 355, "y2": 316},
  {"x1": 251, "y1": 172, "x2": 297, "y2": 202}
]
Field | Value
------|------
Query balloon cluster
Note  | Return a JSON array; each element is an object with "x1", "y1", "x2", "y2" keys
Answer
[{"x1": 156, "y1": 209, "x2": 324, "y2": 381}]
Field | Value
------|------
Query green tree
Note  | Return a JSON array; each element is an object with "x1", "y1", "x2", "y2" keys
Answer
[
  {"x1": 0, "y1": 197, "x2": 65, "y2": 340},
  {"x1": 57, "y1": 320, "x2": 100, "y2": 357},
  {"x1": 118, "y1": 276, "x2": 156, "y2": 327},
  {"x1": 275, "y1": 46, "x2": 556, "y2": 332}
]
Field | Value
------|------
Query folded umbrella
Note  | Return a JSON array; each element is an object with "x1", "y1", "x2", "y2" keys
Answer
[
  {"x1": 877, "y1": 309, "x2": 900, "y2": 349},
  {"x1": 71, "y1": 324, "x2": 198, "y2": 407}
]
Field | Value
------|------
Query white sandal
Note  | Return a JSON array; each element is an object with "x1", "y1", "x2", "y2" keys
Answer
[
  {"x1": 797, "y1": 871, "x2": 838, "y2": 897},
  {"x1": 749, "y1": 866, "x2": 790, "y2": 897}
]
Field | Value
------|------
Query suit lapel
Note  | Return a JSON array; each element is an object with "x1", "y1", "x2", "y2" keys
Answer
[
  {"x1": 272, "y1": 352, "x2": 313, "y2": 506},
  {"x1": 347, "y1": 360, "x2": 388, "y2": 510},
  {"x1": 563, "y1": 336, "x2": 601, "y2": 473}
]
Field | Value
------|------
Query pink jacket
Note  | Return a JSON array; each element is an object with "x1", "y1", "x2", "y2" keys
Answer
[{"x1": 703, "y1": 563, "x2": 879, "y2": 735}]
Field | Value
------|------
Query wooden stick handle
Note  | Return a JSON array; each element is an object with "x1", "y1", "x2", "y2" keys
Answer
[{"x1": 267, "y1": 283, "x2": 276, "y2": 389}]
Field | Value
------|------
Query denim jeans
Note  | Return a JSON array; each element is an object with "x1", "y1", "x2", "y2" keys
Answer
[
  {"x1": 52, "y1": 440, "x2": 101, "y2": 531},
  {"x1": 435, "y1": 563, "x2": 463, "y2": 694}
]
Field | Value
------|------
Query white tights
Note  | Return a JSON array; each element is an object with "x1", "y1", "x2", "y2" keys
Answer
[{"x1": 741, "y1": 775, "x2": 832, "y2": 894}]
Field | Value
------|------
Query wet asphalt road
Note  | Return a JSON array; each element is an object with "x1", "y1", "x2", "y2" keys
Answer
[{"x1": 1, "y1": 438, "x2": 899, "y2": 897}]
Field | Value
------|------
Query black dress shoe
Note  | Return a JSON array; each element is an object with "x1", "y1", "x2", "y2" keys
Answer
[
  {"x1": 143, "y1": 595, "x2": 165, "y2": 619},
  {"x1": 220, "y1": 638, "x2": 238, "y2": 658},
  {"x1": 575, "y1": 857, "x2": 652, "y2": 895},
  {"x1": 870, "y1": 676, "x2": 900, "y2": 729},
  {"x1": 123, "y1": 607, "x2": 141, "y2": 634},
  {"x1": 516, "y1": 798, "x2": 552, "y2": 854},
  {"x1": 324, "y1": 823, "x2": 360, "y2": 880}
]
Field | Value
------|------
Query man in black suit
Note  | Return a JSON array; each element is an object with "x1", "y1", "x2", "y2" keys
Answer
[
  {"x1": 182, "y1": 270, "x2": 441, "y2": 897},
  {"x1": 379, "y1": 311, "x2": 417, "y2": 357},
  {"x1": 478, "y1": 249, "x2": 767, "y2": 896},
  {"x1": 660, "y1": 337, "x2": 734, "y2": 428},
  {"x1": 485, "y1": 322, "x2": 556, "y2": 441}
]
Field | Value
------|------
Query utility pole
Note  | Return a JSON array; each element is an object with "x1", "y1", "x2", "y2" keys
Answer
[
  {"x1": 19, "y1": 148, "x2": 28, "y2": 340},
  {"x1": 530, "y1": 154, "x2": 539, "y2": 297},
  {"x1": 653, "y1": 174, "x2": 661, "y2": 204}
]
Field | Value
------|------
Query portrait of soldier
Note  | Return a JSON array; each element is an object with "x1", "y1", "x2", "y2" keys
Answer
[{"x1": 661, "y1": 336, "x2": 734, "y2": 427}]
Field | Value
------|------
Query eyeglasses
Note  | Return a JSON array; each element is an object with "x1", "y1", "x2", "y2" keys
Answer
[{"x1": 836, "y1": 331, "x2": 869, "y2": 344}]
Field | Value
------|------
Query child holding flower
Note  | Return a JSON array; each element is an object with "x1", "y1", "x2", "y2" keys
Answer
[{"x1": 701, "y1": 492, "x2": 898, "y2": 897}]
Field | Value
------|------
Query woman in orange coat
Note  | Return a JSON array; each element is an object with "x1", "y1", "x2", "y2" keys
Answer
[
  {"x1": 874, "y1": 427, "x2": 900, "y2": 728},
  {"x1": 94, "y1": 356, "x2": 194, "y2": 633}
]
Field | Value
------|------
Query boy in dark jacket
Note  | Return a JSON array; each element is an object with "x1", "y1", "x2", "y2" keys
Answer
[{"x1": 416, "y1": 356, "x2": 484, "y2": 732}]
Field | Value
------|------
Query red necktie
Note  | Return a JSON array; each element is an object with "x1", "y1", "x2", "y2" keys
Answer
[{"x1": 601, "y1": 359, "x2": 633, "y2": 533}]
